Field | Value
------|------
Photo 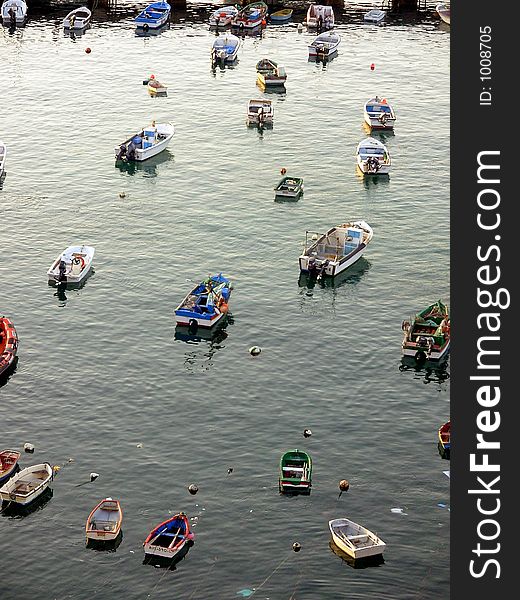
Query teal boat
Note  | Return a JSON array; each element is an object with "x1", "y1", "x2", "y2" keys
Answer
[{"x1": 279, "y1": 449, "x2": 312, "y2": 494}]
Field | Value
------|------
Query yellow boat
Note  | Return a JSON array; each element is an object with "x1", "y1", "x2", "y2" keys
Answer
[{"x1": 270, "y1": 8, "x2": 293, "y2": 23}]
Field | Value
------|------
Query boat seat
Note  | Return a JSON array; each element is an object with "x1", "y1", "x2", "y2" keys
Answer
[{"x1": 348, "y1": 534, "x2": 369, "y2": 543}]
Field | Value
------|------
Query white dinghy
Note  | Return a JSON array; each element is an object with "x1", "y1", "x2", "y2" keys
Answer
[
  {"x1": 306, "y1": 5, "x2": 334, "y2": 30},
  {"x1": 209, "y1": 6, "x2": 238, "y2": 27},
  {"x1": 308, "y1": 31, "x2": 341, "y2": 58},
  {"x1": 115, "y1": 122, "x2": 174, "y2": 162},
  {"x1": 356, "y1": 137, "x2": 391, "y2": 175},
  {"x1": 0, "y1": 141, "x2": 6, "y2": 177},
  {"x1": 0, "y1": 463, "x2": 53, "y2": 506},
  {"x1": 364, "y1": 96, "x2": 396, "y2": 130},
  {"x1": 299, "y1": 220, "x2": 373, "y2": 279},
  {"x1": 364, "y1": 9, "x2": 386, "y2": 24},
  {"x1": 63, "y1": 6, "x2": 91, "y2": 30},
  {"x1": 329, "y1": 518, "x2": 386, "y2": 560},
  {"x1": 47, "y1": 245, "x2": 95, "y2": 285},
  {"x1": 1, "y1": 0, "x2": 27, "y2": 25}
]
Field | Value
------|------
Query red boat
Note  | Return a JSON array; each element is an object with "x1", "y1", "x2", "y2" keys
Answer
[
  {"x1": 0, "y1": 449, "x2": 21, "y2": 485},
  {"x1": 438, "y1": 421, "x2": 451, "y2": 451},
  {"x1": 0, "y1": 317, "x2": 18, "y2": 377}
]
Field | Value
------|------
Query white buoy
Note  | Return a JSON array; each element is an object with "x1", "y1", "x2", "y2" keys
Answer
[
  {"x1": 298, "y1": 23, "x2": 303, "y2": 33},
  {"x1": 303, "y1": 428, "x2": 312, "y2": 438},
  {"x1": 23, "y1": 443, "x2": 35, "y2": 453},
  {"x1": 119, "y1": 192, "x2": 126, "y2": 198},
  {"x1": 90, "y1": 472, "x2": 99, "y2": 482},
  {"x1": 249, "y1": 346, "x2": 261, "y2": 356},
  {"x1": 311, "y1": 233, "x2": 319, "y2": 241}
]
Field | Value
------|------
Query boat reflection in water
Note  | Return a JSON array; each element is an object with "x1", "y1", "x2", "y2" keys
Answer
[
  {"x1": 142, "y1": 539, "x2": 193, "y2": 570},
  {"x1": 1, "y1": 487, "x2": 53, "y2": 519},
  {"x1": 115, "y1": 150, "x2": 174, "y2": 177},
  {"x1": 135, "y1": 22, "x2": 170, "y2": 37},
  {"x1": 398, "y1": 355, "x2": 450, "y2": 386},
  {"x1": 86, "y1": 530, "x2": 123, "y2": 552},
  {"x1": 174, "y1": 317, "x2": 232, "y2": 373},
  {"x1": 329, "y1": 539, "x2": 385, "y2": 569}
]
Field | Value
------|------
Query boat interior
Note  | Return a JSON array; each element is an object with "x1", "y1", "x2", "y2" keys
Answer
[
  {"x1": 11, "y1": 469, "x2": 49, "y2": 495},
  {"x1": 333, "y1": 524, "x2": 377, "y2": 548},
  {"x1": 90, "y1": 507, "x2": 120, "y2": 532},
  {"x1": 358, "y1": 144, "x2": 389, "y2": 162},
  {"x1": 307, "y1": 226, "x2": 367, "y2": 260},
  {"x1": 0, "y1": 452, "x2": 19, "y2": 474},
  {"x1": 366, "y1": 100, "x2": 393, "y2": 116},
  {"x1": 248, "y1": 100, "x2": 272, "y2": 113},
  {"x1": 150, "y1": 519, "x2": 187, "y2": 548}
]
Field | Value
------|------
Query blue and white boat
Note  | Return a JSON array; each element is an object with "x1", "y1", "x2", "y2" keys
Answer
[
  {"x1": 174, "y1": 274, "x2": 232, "y2": 329},
  {"x1": 211, "y1": 33, "x2": 240, "y2": 65},
  {"x1": 364, "y1": 9, "x2": 386, "y2": 24},
  {"x1": 135, "y1": 1, "x2": 170, "y2": 30}
]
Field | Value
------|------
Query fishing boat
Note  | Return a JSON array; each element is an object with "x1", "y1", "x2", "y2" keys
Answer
[
  {"x1": 135, "y1": 1, "x2": 171, "y2": 29},
  {"x1": 0, "y1": 463, "x2": 53, "y2": 506},
  {"x1": 0, "y1": 140, "x2": 5, "y2": 177},
  {"x1": 0, "y1": 316, "x2": 18, "y2": 378},
  {"x1": 438, "y1": 421, "x2": 451, "y2": 452},
  {"x1": 356, "y1": 137, "x2": 391, "y2": 175},
  {"x1": 270, "y1": 8, "x2": 292, "y2": 23},
  {"x1": 147, "y1": 76, "x2": 167, "y2": 95},
  {"x1": 211, "y1": 33, "x2": 240, "y2": 65},
  {"x1": 329, "y1": 518, "x2": 386, "y2": 560},
  {"x1": 308, "y1": 31, "x2": 341, "y2": 58},
  {"x1": 0, "y1": 450, "x2": 20, "y2": 485},
  {"x1": 174, "y1": 273, "x2": 232, "y2": 329},
  {"x1": 86, "y1": 498, "x2": 123, "y2": 542},
  {"x1": 279, "y1": 449, "x2": 312, "y2": 494},
  {"x1": 364, "y1": 97, "x2": 396, "y2": 131},
  {"x1": 299, "y1": 220, "x2": 373, "y2": 279},
  {"x1": 256, "y1": 58, "x2": 287, "y2": 87},
  {"x1": 401, "y1": 300, "x2": 451, "y2": 362},
  {"x1": 209, "y1": 6, "x2": 238, "y2": 27},
  {"x1": 115, "y1": 122, "x2": 174, "y2": 162},
  {"x1": 436, "y1": 3, "x2": 450, "y2": 25},
  {"x1": 63, "y1": 6, "x2": 91, "y2": 30},
  {"x1": 47, "y1": 245, "x2": 95, "y2": 285},
  {"x1": 364, "y1": 9, "x2": 386, "y2": 24},
  {"x1": 231, "y1": 1, "x2": 267, "y2": 30},
  {"x1": 306, "y1": 5, "x2": 334, "y2": 30},
  {"x1": 247, "y1": 99, "x2": 274, "y2": 125},
  {"x1": 1, "y1": 0, "x2": 27, "y2": 25},
  {"x1": 143, "y1": 512, "x2": 194, "y2": 559},
  {"x1": 274, "y1": 176, "x2": 303, "y2": 199}
]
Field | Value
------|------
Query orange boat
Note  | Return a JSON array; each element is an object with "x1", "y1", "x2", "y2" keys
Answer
[
  {"x1": 0, "y1": 316, "x2": 18, "y2": 378},
  {"x1": 438, "y1": 421, "x2": 451, "y2": 451},
  {"x1": 86, "y1": 498, "x2": 123, "y2": 542}
]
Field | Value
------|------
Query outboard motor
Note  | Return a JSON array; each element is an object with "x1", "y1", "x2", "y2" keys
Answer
[
  {"x1": 316, "y1": 259, "x2": 329, "y2": 282},
  {"x1": 58, "y1": 260, "x2": 67, "y2": 283},
  {"x1": 116, "y1": 144, "x2": 127, "y2": 161}
]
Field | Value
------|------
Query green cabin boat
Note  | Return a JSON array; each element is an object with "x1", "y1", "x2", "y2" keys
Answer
[
  {"x1": 279, "y1": 449, "x2": 312, "y2": 494},
  {"x1": 274, "y1": 176, "x2": 304, "y2": 200},
  {"x1": 401, "y1": 300, "x2": 450, "y2": 362}
]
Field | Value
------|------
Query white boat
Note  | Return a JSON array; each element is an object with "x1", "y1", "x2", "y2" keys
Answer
[
  {"x1": 0, "y1": 140, "x2": 6, "y2": 177},
  {"x1": 308, "y1": 31, "x2": 341, "y2": 58},
  {"x1": 209, "y1": 6, "x2": 238, "y2": 27},
  {"x1": 47, "y1": 245, "x2": 95, "y2": 285},
  {"x1": 306, "y1": 5, "x2": 334, "y2": 30},
  {"x1": 364, "y1": 9, "x2": 386, "y2": 24},
  {"x1": 115, "y1": 122, "x2": 174, "y2": 162},
  {"x1": 299, "y1": 220, "x2": 373, "y2": 278},
  {"x1": 247, "y1": 99, "x2": 274, "y2": 125},
  {"x1": 436, "y1": 3, "x2": 450, "y2": 25},
  {"x1": 356, "y1": 137, "x2": 391, "y2": 175},
  {"x1": 329, "y1": 518, "x2": 386, "y2": 560},
  {"x1": 211, "y1": 33, "x2": 240, "y2": 65},
  {"x1": 63, "y1": 6, "x2": 91, "y2": 30},
  {"x1": 86, "y1": 498, "x2": 123, "y2": 542},
  {"x1": 364, "y1": 96, "x2": 396, "y2": 130},
  {"x1": 0, "y1": 463, "x2": 53, "y2": 506},
  {"x1": 1, "y1": 0, "x2": 27, "y2": 25}
]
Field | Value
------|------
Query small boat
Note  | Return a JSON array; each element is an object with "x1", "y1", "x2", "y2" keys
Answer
[
  {"x1": 47, "y1": 245, "x2": 95, "y2": 285},
  {"x1": 356, "y1": 137, "x2": 391, "y2": 175},
  {"x1": 115, "y1": 122, "x2": 174, "y2": 162},
  {"x1": 1, "y1": 0, "x2": 27, "y2": 25},
  {"x1": 86, "y1": 498, "x2": 123, "y2": 542},
  {"x1": 299, "y1": 220, "x2": 373, "y2": 279},
  {"x1": 147, "y1": 76, "x2": 167, "y2": 95},
  {"x1": 279, "y1": 449, "x2": 312, "y2": 494},
  {"x1": 438, "y1": 421, "x2": 451, "y2": 451},
  {"x1": 329, "y1": 518, "x2": 386, "y2": 560},
  {"x1": 436, "y1": 3, "x2": 450, "y2": 25},
  {"x1": 270, "y1": 8, "x2": 293, "y2": 23},
  {"x1": 401, "y1": 300, "x2": 451, "y2": 362},
  {"x1": 0, "y1": 316, "x2": 19, "y2": 377},
  {"x1": 0, "y1": 450, "x2": 21, "y2": 485},
  {"x1": 247, "y1": 99, "x2": 274, "y2": 126},
  {"x1": 211, "y1": 33, "x2": 240, "y2": 66},
  {"x1": 274, "y1": 176, "x2": 303, "y2": 199},
  {"x1": 135, "y1": 1, "x2": 171, "y2": 30},
  {"x1": 143, "y1": 512, "x2": 194, "y2": 559},
  {"x1": 256, "y1": 59, "x2": 287, "y2": 87},
  {"x1": 364, "y1": 9, "x2": 386, "y2": 24},
  {"x1": 0, "y1": 140, "x2": 6, "y2": 177},
  {"x1": 306, "y1": 5, "x2": 334, "y2": 30},
  {"x1": 63, "y1": 6, "x2": 91, "y2": 30},
  {"x1": 0, "y1": 463, "x2": 53, "y2": 506},
  {"x1": 231, "y1": 1, "x2": 267, "y2": 30},
  {"x1": 308, "y1": 31, "x2": 341, "y2": 58},
  {"x1": 209, "y1": 6, "x2": 238, "y2": 27},
  {"x1": 174, "y1": 273, "x2": 232, "y2": 329},
  {"x1": 364, "y1": 96, "x2": 396, "y2": 131}
]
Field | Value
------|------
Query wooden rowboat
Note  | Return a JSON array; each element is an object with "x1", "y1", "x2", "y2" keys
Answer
[
  {"x1": 86, "y1": 498, "x2": 123, "y2": 542},
  {"x1": 329, "y1": 518, "x2": 386, "y2": 560},
  {"x1": 270, "y1": 8, "x2": 293, "y2": 23},
  {"x1": 279, "y1": 449, "x2": 312, "y2": 494},
  {"x1": 144, "y1": 512, "x2": 194, "y2": 559},
  {"x1": 402, "y1": 300, "x2": 450, "y2": 362},
  {"x1": 0, "y1": 449, "x2": 21, "y2": 485},
  {"x1": 0, "y1": 463, "x2": 53, "y2": 506}
]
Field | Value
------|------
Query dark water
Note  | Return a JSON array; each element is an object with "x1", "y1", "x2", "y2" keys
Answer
[{"x1": 0, "y1": 3, "x2": 449, "y2": 599}]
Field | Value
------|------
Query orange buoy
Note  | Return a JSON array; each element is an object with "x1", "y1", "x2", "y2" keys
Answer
[
  {"x1": 262, "y1": 19, "x2": 266, "y2": 26},
  {"x1": 280, "y1": 167, "x2": 287, "y2": 175},
  {"x1": 150, "y1": 74, "x2": 155, "y2": 80},
  {"x1": 370, "y1": 63, "x2": 375, "y2": 71},
  {"x1": 220, "y1": 302, "x2": 228, "y2": 314},
  {"x1": 85, "y1": 47, "x2": 91, "y2": 54}
]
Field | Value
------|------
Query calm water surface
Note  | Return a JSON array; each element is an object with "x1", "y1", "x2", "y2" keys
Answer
[{"x1": 1, "y1": 3, "x2": 450, "y2": 599}]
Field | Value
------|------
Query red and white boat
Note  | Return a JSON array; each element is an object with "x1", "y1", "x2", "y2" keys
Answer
[
  {"x1": 0, "y1": 316, "x2": 18, "y2": 378},
  {"x1": 231, "y1": 1, "x2": 267, "y2": 30},
  {"x1": 0, "y1": 450, "x2": 21, "y2": 485},
  {"x1": 209, "y1": 6, "x2": 238, "y2": 27},
  {"x1": 86, "y1": 498, "x2": 123, "y2": 542},
  {"x1": 143, "y1": 512, "x2": 194, "y2": 559}
]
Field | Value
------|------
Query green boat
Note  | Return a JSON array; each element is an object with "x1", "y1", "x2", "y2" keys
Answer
[
  {"x1": 401, "y1": 300, "x2": 450, "y2": 362},
  {"x1": 279, "y1": 449, "x2": 312, "y2": 494},
  {"x1": 274, "y1": 176, "x2": 304, "y2": 200}
]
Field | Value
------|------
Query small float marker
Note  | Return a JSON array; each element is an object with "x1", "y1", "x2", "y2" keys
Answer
[
  {"x1": 90, "y1": 472, "x2": 99, "y2": 482},
  {"x1": 370, "y1": 63, "x2": 375, "y2": 71},
  {"x1": 303, "y1": 428, "x2": 312, "y2": 438},
  {"x1": 85, "y1": 47, "x2": 91, "y2": 54},
  {"x1": 249, "y1": 346, "x2": 261, "y2": 356},
  {"x1": 24, "y1": 443, "x2": 35, "y2": 453},
  {"x1": 338, "y1": 479, "x2": 350, "y2": 498},
  {"x1": 292, "y1": 542, "x2": 301, "y2": 552},
  {"x1": 188, "y1": 483, "x2": 199, "y2": 495}
]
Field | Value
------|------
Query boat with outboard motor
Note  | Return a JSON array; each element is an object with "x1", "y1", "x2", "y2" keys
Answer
[
  {"x1": 174, "y1": 274, "x2": 232, "y2": 330},
  {"x1": 401, "y1": 300, "x2": 451, "y2": 362},
  {"x1": 47, "y1": 245, "x2": 95, "y2": 285},
  {"x1": 1, "y1": 0, "x2": 27, "y2": 25},
  {"x1": 306, "y1": 5, "x2": 334, "y2": 30},
  {"x1": 364, "y1": 97, "x2": 396, "y2": 131},
  {"x1": 115, "y1": 122, "x2": 174, "y2": 162},
  {"x1": 356, "y1": 137, "x2": 391, "y2": 175},
  {"x1": 211, "y1": 33, "x2": 240, "y2": 66},
  {"x1": 209, "y1": 6, "x2": 238, "y2": 27},
  {"x1": 231, "y1": 1, "x2": 267, "y2": 30},
  {"x1": 135, "y1": 1, "x2": 170, "y2": 30}
]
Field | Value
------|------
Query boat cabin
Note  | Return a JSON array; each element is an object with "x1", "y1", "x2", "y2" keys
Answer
[{"x1": 307, "y1": 225, "x2": 365, "y2": 260}]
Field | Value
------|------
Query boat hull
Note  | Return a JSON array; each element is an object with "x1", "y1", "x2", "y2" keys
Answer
[
  {"x1": 364, "y1": 114, "x2": 395, "y2": 130},
  {"x1": 175, "y1": 311, "x2": 225, "y2": 328},
  {"x1": 308, "y1": 44, "x2": 339, "y2": 57},
  {"x1": 257, "y1": 73, "x2": 286, "y2": 87},
  {"x1": 0, "y1": 463, "x2": 53, "y2": 506},
  {"x1": 0, "y1": 318, "x2": 18, "y2": 377},
  {"x1": 402, "y1": 340, "x2": 450, "y2": 361},
  {"x1": 331, "y1": 531, "x2": 385, "y2": 560},
  {"x1": 299, "y1": 245, "x2": 367, "y2": 277}
]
